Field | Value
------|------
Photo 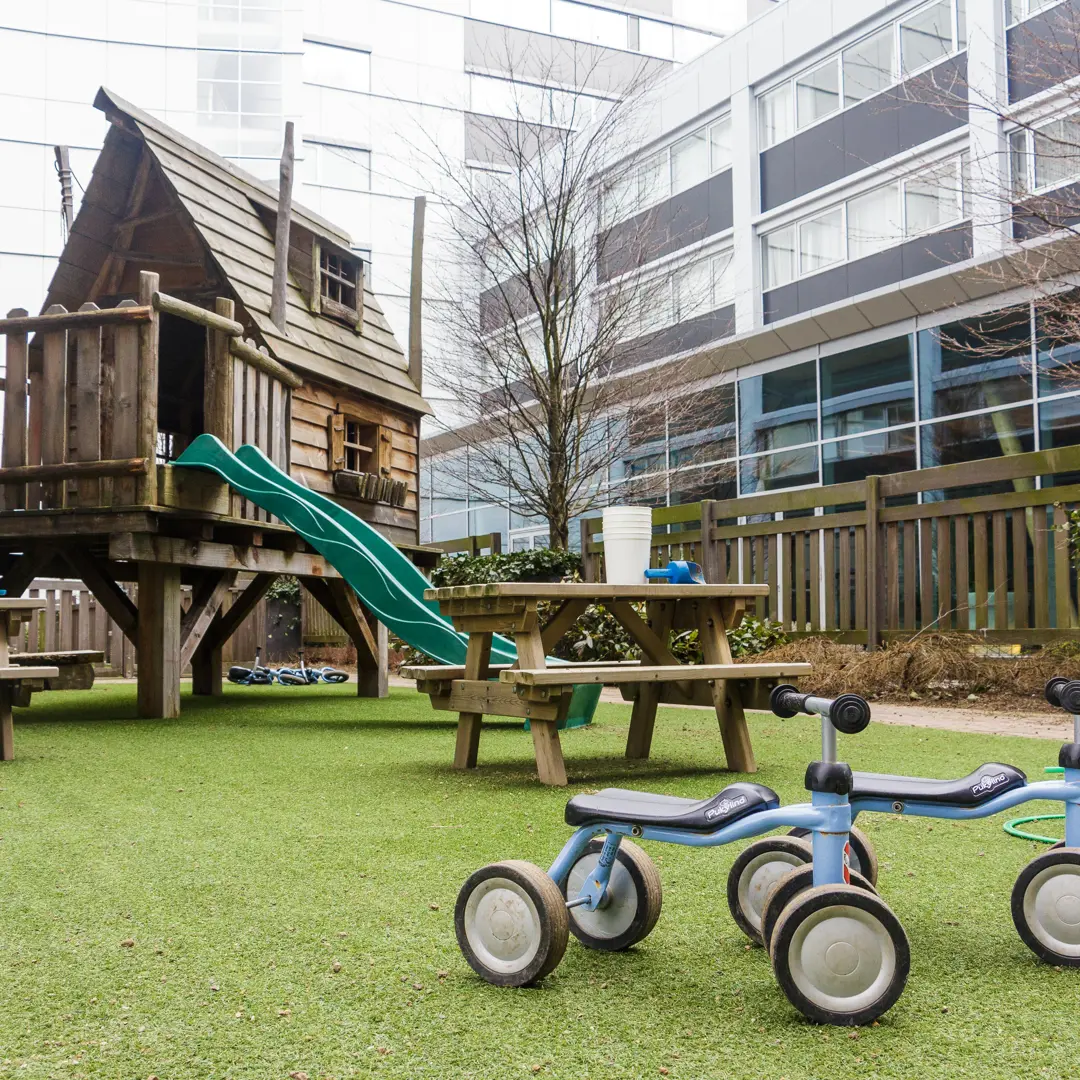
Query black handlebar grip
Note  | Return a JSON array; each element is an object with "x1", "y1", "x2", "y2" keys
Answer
[
  {"x1": 829, "y1": 693, "x2": 872, "y2": 735},
  {"x1": 1060, "y1": 680, "x2": 1080, "y2": 715},
  {"x1": 770, "y1": 683, "x2": 805, "y2": 719},
  {"x1": 1046, "y1": 677, "x2": 1069, "y2": 708}
]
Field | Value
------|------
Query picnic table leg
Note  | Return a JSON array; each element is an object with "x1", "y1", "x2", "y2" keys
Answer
[
  {"x1": 454, "y1": 632, "x2": 492, "y2": 770},
  {"x1": 516, "y1": 618, "x2": 568, "y2": 787},
  {"x1": 0, "y1": 685, "x2": 12, "y2": 761},
  {"x1": 624, "y1": 600, "x2": 675, "y2": 760},
  {"x1": 699, "y1": 599, "x2": 757, "y2": 774}
]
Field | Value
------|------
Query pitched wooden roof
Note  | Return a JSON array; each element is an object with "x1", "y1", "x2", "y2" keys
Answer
[{"x1": 40, "y1": 87, "x2": 429, "y2": 415}]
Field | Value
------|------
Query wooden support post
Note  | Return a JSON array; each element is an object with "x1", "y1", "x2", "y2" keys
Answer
[
  {"x1": 864, "y1": 475, "x2": 881, "y2": 651},
  {"x1": 136, "y1": 561, "x2": 182, "y2": 719},
  {"x1": 3, "y1": 309, "x2": 29, "y2": 510},
  {"x1": 698, "y1": 500, "x2": 719, "y2": 584},
  {"x1": 304, "y1": 577, "x2": 388, "y2": 697},
  {"x1": 136, "y1": 271, "x2": 160, "y2": 506},
  {"x1": 74, "y1": 302, "x2": 103, "y2": 506},
  {"x1": 26, "y1": 368, "x2": 43, "y2": 510},
  {"x1": 41, "y1": 305, "x2": 68, "y2": 509},
  {"x1": 191, "y1": 641, "x2": 223, "y2": 696},
  {"x1": 205, "y1": 298, "x2": 235, "y2": 445},
  {"x1": 357, "y1": 616, "x2": 389, "y2": 698},
  {"x1": 699, "y1": 598, "x2": 756, "y2": 774},
  {"x1": 271, "y1": 122, "x2": 294, "y2": 333}
]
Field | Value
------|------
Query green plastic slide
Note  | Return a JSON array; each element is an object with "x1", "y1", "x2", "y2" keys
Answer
[{"x1": 175, "y1": 435, "x2": 598, "y2": 726}]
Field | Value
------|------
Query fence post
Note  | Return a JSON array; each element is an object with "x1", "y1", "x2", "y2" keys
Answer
[
  {"x1": 865, "y1": 474, "x2": 881, "y2": 650},
  {"x1": 579, "y1": 518, "x2": 596, "y2": 582},
  {"x1": 699, "y1": 500, "x2": 719, "y2": 583}
]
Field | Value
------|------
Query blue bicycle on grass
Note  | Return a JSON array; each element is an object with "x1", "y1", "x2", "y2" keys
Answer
[{"x1": 456, "y1": 680, "x2": 1080, "y2": 1025}]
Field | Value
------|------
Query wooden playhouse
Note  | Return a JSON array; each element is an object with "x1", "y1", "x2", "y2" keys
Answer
[{"x1": 0, "y1": 88, "x2": 430, "y2": 720}]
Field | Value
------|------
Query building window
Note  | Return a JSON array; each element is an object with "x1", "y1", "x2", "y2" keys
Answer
[
  {"x1": 1011, "y1": 112, "x2": 1080, "y2": 194},
  {"x1": 757, "y1": 0, "x2": 965, "y2": 150},
  {"x1": 671, "y1": 129, "x2": 708, "y2": 195},
  {"x1": 303, "y1": 39, "x2": 371, "y2": 94},
  {"x1": 304, "y1": 141, "x2": 371, "y2": 191},
  {"x1": 344, "y1": 418, "x2": 377, "y2": 473},
  {"x1": 320, "y1": 247, "x2": 361, "y2": 325},
  {"x1": 196, "y1": 50, "x2": 283, "y2": 155},
  {"x1": 760, "y1": 154, "x2": 966, "y2": 291},
  {"x1": 1004, "y1": 0, "x2": 1058, "y2": 26}
]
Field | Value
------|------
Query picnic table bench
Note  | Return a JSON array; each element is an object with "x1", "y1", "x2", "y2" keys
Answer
[
  {"x1": 402, "y1": 582, "x2": 811, "y2": 786},
  {"x1": 0, "y1": 599, "x2": 59, "y2": 760}
]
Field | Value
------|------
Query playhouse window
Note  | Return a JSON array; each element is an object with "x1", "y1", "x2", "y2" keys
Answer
[
  {"x1": 344, "y1": 418, "x2": 377, "y2": 473},
  {"x1": 320, "y1": 248, "x2": 360, "y2": 324}
]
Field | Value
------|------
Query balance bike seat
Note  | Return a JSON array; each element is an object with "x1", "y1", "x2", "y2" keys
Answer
[
  {"x1": 850, "y1": 762, "x2": 1026, "y2": 807},
  {"x1": 565, "y1": 782, "x2": 778, "y2": 832}
]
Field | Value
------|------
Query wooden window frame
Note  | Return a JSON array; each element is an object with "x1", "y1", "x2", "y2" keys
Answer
[{"x1": 314, "y1": 241, "x2": 363, "y2": 328}]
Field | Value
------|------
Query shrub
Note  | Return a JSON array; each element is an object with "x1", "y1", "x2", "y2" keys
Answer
[{"x1": 430, "y1": 548, "x2": 582, "y2": 587}]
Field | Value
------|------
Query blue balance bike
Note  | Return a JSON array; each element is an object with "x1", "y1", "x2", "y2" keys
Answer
[{"x1": 455, "y1": 688, "x2": 905, "y2": 1026}]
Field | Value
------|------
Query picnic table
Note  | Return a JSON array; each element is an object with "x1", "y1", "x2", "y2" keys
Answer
[
  {"x1": 0, "y1": 599, "x2": 59, "y2": 760},
  {"x1": 402, "y1": 582, "x2": 810, "y2": 786}
]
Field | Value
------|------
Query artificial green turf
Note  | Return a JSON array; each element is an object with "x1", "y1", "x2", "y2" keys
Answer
[{"x1": 0, "y1": 684, "x2": 1074, "y2": 1079}]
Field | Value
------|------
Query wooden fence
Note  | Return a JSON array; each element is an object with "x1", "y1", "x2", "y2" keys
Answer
[
  {"x1": 430, "y1": 532, "x2": 503, "y2": 557},
  {"x1": 580, "y1": 444, "x2": 1080, "y2": 646}
]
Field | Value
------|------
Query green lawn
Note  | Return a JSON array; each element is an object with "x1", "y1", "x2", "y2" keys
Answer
[{"x1": 0, "y1": 685, "x2": 1073, "y2": 1079}]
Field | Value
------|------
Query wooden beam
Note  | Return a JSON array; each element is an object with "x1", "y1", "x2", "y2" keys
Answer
[
  {"x1": 408, "y1": 195, "x2": 425, "y2": 395},
  {"x1": 152, "y1": 291, "x2": 244, "y2": 336},
  {"x1": 271, "y1": 121, "x2": 294, "y2": 333},
  {"x1": 0, "y1": 510, "x2": 157, "y2": 539},
  {"x1": 117, "y1": 252, "x2": 205, "y2": 268},
  {"x1": 0, "y1": 306, "x2": 153, "y2": 334},
  {"x1": 201, "y1": 573, "x2": 276, "y2": 653},
  {"x1": 61, "y1": 548, "x2": 138, "y2": 644},
  {"x1": 205, "y1": 298, "x2": 235, "y2": 444},
  {"x1": 304, "y1": 577, "x2": 387, "y2": 696},
  {"x1": 109, "y1": 532, "x2": 342, "y2": 578},
  {"x1": 0, "y1": 458, "x2": 149, "y2": 485},
  {"x1": 136, "y1": 561, "x2": 182, "y2": 719},
  {"x1": 74, "y1": 303, "x2": 104, "y2": 506},
  {"x1": 230, "y1": 337, "x2": 303, "y2": 389},
  {"x1": 180, "y1": 569, "x2": 238, "y2": 668}
]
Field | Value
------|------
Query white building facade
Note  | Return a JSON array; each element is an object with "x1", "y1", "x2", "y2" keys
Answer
[{"x1": 420, "y1": 0, "x2": 1080, "y2": 550}]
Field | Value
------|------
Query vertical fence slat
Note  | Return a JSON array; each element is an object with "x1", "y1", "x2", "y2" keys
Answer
[
  {"x1": 973, "y1": 514, "x2": 989, "y2": 631},
  {"x1": 992, "y1": 510, "x2": 1008, "y2": 631},
  {"x1": 1054, "y1": 504, "x2": 1074, "y2": 629},
  {"x1": 111, "y1": 302, "x2": 140, "y2": 506},
  {"x1": 779, "y1": 533, "x2": 793, "y2": 631},
  {"x1": 902, "y1": 520, "x2": 916, "y2": 631},
  {"x1": 753, "y1": 535, "x2": 765, "y2": 618},
  {"x1": 824, "y1": 528, "x2": 837, "y2": 631},
  {"x1": 936, "y1": 517, "x2": 952, "y2": 630},
  {"x1": 1013, "y1": 508, "x2": 1030, "y2": 630},
  {"x1": 767, "y1": 535, "x2": 778, "y2": 622},
  {"x1": 60, "y1": 589, "x2": 74, "y2": 651},
  {"x1": 794, "y1": 532, "x2": 807, "y2": 631},
  {"x1": 886, "y1": 523, "x2": 900, "y2": 630},
  {"x1": 3, "y1": 312, "x2": 29, "y2": 509},
  {"x1": 41, "y1": 309, "x2": 68, "y2": 509},
  {"x1": 919, "y1": 519, "x2": 933, "y2": 631},
  {"x1": 1033, "y1": 507, "x2": 1050, "y2": 628},
  {"x1": 838, "y1": 527, "x2": 851, "y2": 631},
  {"x1": 809, "y1": 529, "x2": 821, "y2": 631},
  {"x1": 854, "y1": 525, "x2": 866, "y2": 631},
  {"x1": 244, "y1": 362, "x2": 257, "y2": 520},
  {"x1": 45, "y1": 590, "x2": 56, "y2": 651},
  {"x1": 135, "y1": 271, "x2": 159, "y2": 506},
  {"x1": 77, "y1": 590, "x2": 90, "y2": 650},
  {"x1": 232, "y1": 356, "x2": 245, "y2": 517},
  {"x1": 75, "y1": 303, "x2": 103, "y2": 507}
]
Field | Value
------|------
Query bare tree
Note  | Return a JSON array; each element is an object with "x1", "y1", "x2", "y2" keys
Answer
[{"x1": 419, "y1": 38, "x2": 733, "y2": 549}]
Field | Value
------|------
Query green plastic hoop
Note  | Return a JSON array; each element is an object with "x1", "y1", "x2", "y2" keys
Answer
[{"x1": 1003, "y1": 767, "x2": 1067, "y2": 844}]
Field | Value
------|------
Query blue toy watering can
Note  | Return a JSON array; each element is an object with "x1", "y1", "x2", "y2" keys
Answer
[{"x1": 644, "y1": 560, "x2": 706, "y2": 585}]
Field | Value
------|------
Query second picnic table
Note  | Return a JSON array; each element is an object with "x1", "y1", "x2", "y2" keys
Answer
[{"x1": 403, "y1": 582, "x2": 811, "y2": 786}]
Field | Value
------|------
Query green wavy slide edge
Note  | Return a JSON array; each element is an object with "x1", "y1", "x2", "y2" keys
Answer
[{"x1": 174, "y1": 434, "x2": 516, "y2": 667}]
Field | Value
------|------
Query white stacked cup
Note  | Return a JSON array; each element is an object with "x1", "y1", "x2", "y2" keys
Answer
[{"x1": 601, "y1": 505, "x2": 653, "y2": 584}]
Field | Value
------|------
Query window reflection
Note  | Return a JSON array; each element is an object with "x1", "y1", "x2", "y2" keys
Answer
[
  {"x1": 821, "y1": 337, "x2": 914, "y2": 437},
  {"x1": 740, "y1": 446, "x2": 819, "y2": 493},
  {"x1": 822, "y1": 428, "x2": 916, "y2": 484},
  {"x1": 739, "y1": 360, "x2": 817, "y2": 455},
  {"x1": 918, "y1": 310, "x2": 1032, "y2": 419},
  {"x1": 920, "y1": 405, "x2": 1034, "y2": 469}
]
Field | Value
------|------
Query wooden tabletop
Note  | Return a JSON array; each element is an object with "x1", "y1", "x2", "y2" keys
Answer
[
  {"x1": 425, "y1": 582, "x2": 771, "y2": 601},
  {"x1": 0, "y1": 598, "x2": 47, "y2": 610}
]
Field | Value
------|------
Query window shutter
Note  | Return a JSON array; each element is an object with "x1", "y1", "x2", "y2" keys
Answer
[{"x1": 328, "y1": 413, "x2": 346, "y2": 470}]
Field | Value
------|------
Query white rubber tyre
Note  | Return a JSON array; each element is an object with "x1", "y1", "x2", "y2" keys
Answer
[
  {"x1": 1012, "y1": 848, "x2": 1080, "y2": 966},
  {"x1": 726, "y1": 836, "x2": 813, "y2": 943}
]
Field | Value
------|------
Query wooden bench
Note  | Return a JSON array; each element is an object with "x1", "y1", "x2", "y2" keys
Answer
[
  {"x1": 0, "y1": 599, "x2": 59, "y2": 760},
  {"x1": 9, "y1": 650, "x2": 104, "y2": 707},
  {"x1": 500, "y1": 663, "x2": 811, "y2": 687}
]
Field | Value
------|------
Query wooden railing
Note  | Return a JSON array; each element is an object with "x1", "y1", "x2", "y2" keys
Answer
[
  {"x1": 0, "y1": 274, "x2": 295, "y2": 521},
  {"x1": 431, "y1": 532, "x2": 503, "y2": 557},
  {"x1": 580, "y1": 445, "x2": 1080, "y2": 645}
]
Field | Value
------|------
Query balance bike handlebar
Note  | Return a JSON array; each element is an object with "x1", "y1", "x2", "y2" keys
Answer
[
  {"x1": 769, "y1": 684, "x2": 872, "y2": 734},
  {"x1": 1045, "y1": 677, "x2": 1080, "y2": 715}
]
